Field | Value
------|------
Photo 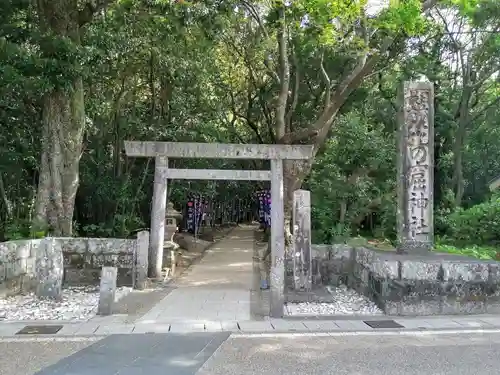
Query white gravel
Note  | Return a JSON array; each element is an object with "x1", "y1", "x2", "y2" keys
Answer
[
  {"x1": 0, "y1": 286, "x2": 131, "y2": 321},
  {"x1": 286, "y1": 285, "x2": 383, "y2": 316}
]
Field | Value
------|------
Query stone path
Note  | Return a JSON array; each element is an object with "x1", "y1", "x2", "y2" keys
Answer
[{"x1": 138, "y1": 225, "x2": 257, "y2": 324}]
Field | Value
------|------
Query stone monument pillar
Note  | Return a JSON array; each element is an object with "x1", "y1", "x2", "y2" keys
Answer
[
  {"x1": 97, "y1": 266, "x2": 117, "y2": 315},
  {"x1": 292, "y1": 189, "x2": 312, "y2": 291},
  {"x1": 35, "y1": 238, "x2": 63, "y2": 300},
  {"x1": 135, "y1": 231, "x2": 149, "y2": 290},
  {"x1": 397, "y1": 80, "x2": 435, "y2": 254}
]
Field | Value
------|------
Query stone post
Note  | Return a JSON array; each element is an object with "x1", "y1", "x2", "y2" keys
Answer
[
  {"x1": 150, "y1": 156, "x2": 168, "y2": 278},
  {"x1": 165, "y1": 202, "x2": 182, "y2": 276},
  {"x1": 165, "y1": 202, "x2": 182, "y2": 242},
  {"x1": 35, "y1": 238, "x2": 63, "y2": 300},
  {"x1": 397, "y1": 80, "x2": 435, "y2": 254},
  {"x1": 135, "y1": 231, "x2": 149, "y2": 290},
  {"x1": 270, "y1": 159, "x2": 285, "y2": 318},
  {"x1": 292, "y1": 189, "x2": 312, "y2": 291},
  {"x1": 98, "y1": 266, "x2": 117, "y2": 316}
]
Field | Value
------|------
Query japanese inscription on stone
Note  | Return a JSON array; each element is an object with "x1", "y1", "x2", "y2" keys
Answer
[
  {"x1": 397, "y1": 81, "x2": 434, "y2": 253},
  {"x1": 292, "y1": 189, "x2": 312, "y2": 291}
]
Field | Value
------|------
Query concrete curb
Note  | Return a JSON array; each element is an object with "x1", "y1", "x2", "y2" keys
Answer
[
  {"x1": 234, "y1": 327, "x2": 500, "y2": 338},
  {"x1": 2, "y1": 315, "x2": 500, "y2": 338}
]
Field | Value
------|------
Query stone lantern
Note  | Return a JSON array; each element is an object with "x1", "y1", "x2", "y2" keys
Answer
[
  {"x1": 165, "y1": 202, "x2": 182, "y2": 277},
  {"x1": 165, "y1": 201, "x2": 182, "y2": 242}
]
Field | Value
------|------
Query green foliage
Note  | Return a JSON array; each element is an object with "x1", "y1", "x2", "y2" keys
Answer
[
  {"x1": 373, "y1": 0, "x2": 429, "y2": 35},
  {"x1": 0, "y1": 0, "x2": 499, "y2": 252},
  {"x1": 444, "y1": 197, "x2": 500, "y2": 246},
  {"x1": 3, "y1": 218, "x2": 47, "y2": 241},
  {"x1": 434, "y1": 242, "x2": 499, "y2": 260},
  {"x1": 307, "y1": 111, "x2": 395, "y2": 243},
  {"x1": 79, "y1": 215, "x2": 145, "y2": 238}
]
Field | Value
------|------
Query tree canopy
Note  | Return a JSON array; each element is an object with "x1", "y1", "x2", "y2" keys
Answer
[{"x1": 0, "y1": 0, "x2": 499, "y2": 256}]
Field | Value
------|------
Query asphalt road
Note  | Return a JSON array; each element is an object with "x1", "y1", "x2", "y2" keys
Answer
[
  {"x1": 4, "y1": 332, "x2": 500, "y2": 375},
  {"x1": 199, "y1": 332, "x2": 500, "y2": 375},
  {"x1": 0, "y1": 338, "x2": 97, "y2": 375}
]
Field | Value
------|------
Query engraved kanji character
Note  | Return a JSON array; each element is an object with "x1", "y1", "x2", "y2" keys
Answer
[
  {"x1": 409, "y1": 146, "x2": 427, "y2": 164},
  {"x1": 408, "y1": 166, "x2": 428, "y2": 191}
]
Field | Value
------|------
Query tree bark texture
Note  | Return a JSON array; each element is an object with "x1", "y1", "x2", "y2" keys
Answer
[{"x1": 34, "y1": 0, "x2": 87, "y2": 235}]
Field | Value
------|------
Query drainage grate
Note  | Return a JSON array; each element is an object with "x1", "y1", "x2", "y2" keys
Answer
[
  {"x1": 16, "y1": 325, "x2": 63, "y2": 335},
  {"x1": 363, "y1": 320, "x2": 404, "y2": 329}
]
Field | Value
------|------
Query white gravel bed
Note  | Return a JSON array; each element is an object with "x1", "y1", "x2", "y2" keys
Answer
[
  {"x1": 0, "y1": 286, "x2": 131, "y2": 322},
  {"x1": 286, "y1": 285, "x2": 384, "y2": 316}
]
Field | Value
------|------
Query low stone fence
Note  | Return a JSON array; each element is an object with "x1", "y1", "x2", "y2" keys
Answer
[
  {"x1": 298, "y1": 244, "x2": 500, "y2": 316},
  {"x1": 0, "y1": 232, "x2": 149, "y2": 297}
]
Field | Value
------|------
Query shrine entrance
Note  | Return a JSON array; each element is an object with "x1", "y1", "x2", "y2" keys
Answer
[{"x1": 124, "y1": 141, "x2": 313, "y2": 318}]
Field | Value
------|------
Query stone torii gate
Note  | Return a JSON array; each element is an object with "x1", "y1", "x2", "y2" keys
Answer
[{"x1": 124, "y1": 141, "x2": 313, "y2": 317}]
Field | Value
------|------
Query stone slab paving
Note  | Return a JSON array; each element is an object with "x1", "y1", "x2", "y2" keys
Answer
[
  {"x1": 34, "y1": 332, "x2": 231, "y2": 375},
  {"x1": 138, "y1": 226, "x2": 256, "y2": 324}
]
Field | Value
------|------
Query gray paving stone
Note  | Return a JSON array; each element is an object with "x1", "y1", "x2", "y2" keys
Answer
[
  {"x1": 0, "y1": 323, "x2": 28, "y2": 336},
  {"x1": 73, "y1": 323, "x2": 101, "y2": 335},
  {"x1": 221, "y1": 321, "x2": 239, "y2": 331},
  {"x1": 394, "y1": 319, "x2": 434, "y2": 329},
  {"x1": 35, "y1": 332, "x2": 231, "y2": 375},
  {"x1": 477, "y1": 317, "x2": 500, "y2": 327},
  {"x1": 302, "y1": 320, "x2": 341, "y2": 331},
  {"x1": 94, "y1": 324, "x2": 135, "y2": 335},
  {"x1": 132, "y1": 324, "x2": 171, "y2": 333},
  {"x1": 270, "y1": 320, "x2": 309, "y2": 331},
  {"x1": 238, "y1": 321, "x2": 274, "y2": 332},
  {"x1": 169, "y1": 322, "x2": 205, "y2": 333},
  {"x1": 204, "y1": 321, "x2": 223, "y2": 331},
  {"x1": 424, "y1": 319, "x2": 462, "y2": 329},
  {"x1": 452, "y1": 318, "x2": 494, "y2": 328},
  {"x1": 334, "y1": 320, "x2": 371, "y2": 331},
  {"x1": 57, "y1": 324, "x2": 82, "y2": 336},
  {"x1": 90, "y1": 315, "x2": 128, "y2": 325}
]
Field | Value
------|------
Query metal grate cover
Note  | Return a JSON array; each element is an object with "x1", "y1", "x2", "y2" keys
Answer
[
  {"x1": 363, "y1": 320, "x2": 404, "y2": 329},
  {"x1": 16, "y1": 325, "x2": 63, "y2": 335}
]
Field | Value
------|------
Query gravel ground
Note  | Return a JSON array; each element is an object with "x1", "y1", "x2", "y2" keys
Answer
[
  {"x1": 286, "y1": 285, "x2": 383, "y2": 316},
  {"x1": 0, "y1": 286, "x2": 131, "y2": 321}
]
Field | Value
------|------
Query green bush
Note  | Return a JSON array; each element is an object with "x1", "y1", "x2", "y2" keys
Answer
[
  {"x1": 434, "y1": 243, "x2": 499, "y2": 260},
  {"x1": 446, "y1": 197, "x2": 500, "y2": 246}
]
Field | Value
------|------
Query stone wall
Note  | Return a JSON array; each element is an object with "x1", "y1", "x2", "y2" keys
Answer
[
  {"x1": 0, "y1": 237, "x2": 137, "y2": 296},
  {"x1": 58, "y1": 238, "x2": 136, "y2": 286},
  {"x1": 305, "y1": 244, "x2": 500, "y2": 316},
  {"x1": 0, "y1": 239, "x2": 41, "y2": 296}
]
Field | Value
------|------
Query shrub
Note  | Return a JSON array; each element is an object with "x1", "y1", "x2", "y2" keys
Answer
[{"x1": 447, "y1": 197, "x2": 500, "y2": 246}]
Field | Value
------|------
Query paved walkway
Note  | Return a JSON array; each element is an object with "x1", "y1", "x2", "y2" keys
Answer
[{"x1": 138, "y1": 225, "x2": 257, "y2": 324}]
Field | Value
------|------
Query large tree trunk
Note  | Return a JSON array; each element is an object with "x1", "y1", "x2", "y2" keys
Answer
[
  {"x1": 33, "y1": 0, "x2": 87, "y2": 236},
  {"x1": 451, "y1": 78, "x2": 473, "y2": 208},
  {"x1": 34, "y1": 84, "x2": 85, "y2": 236}
]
